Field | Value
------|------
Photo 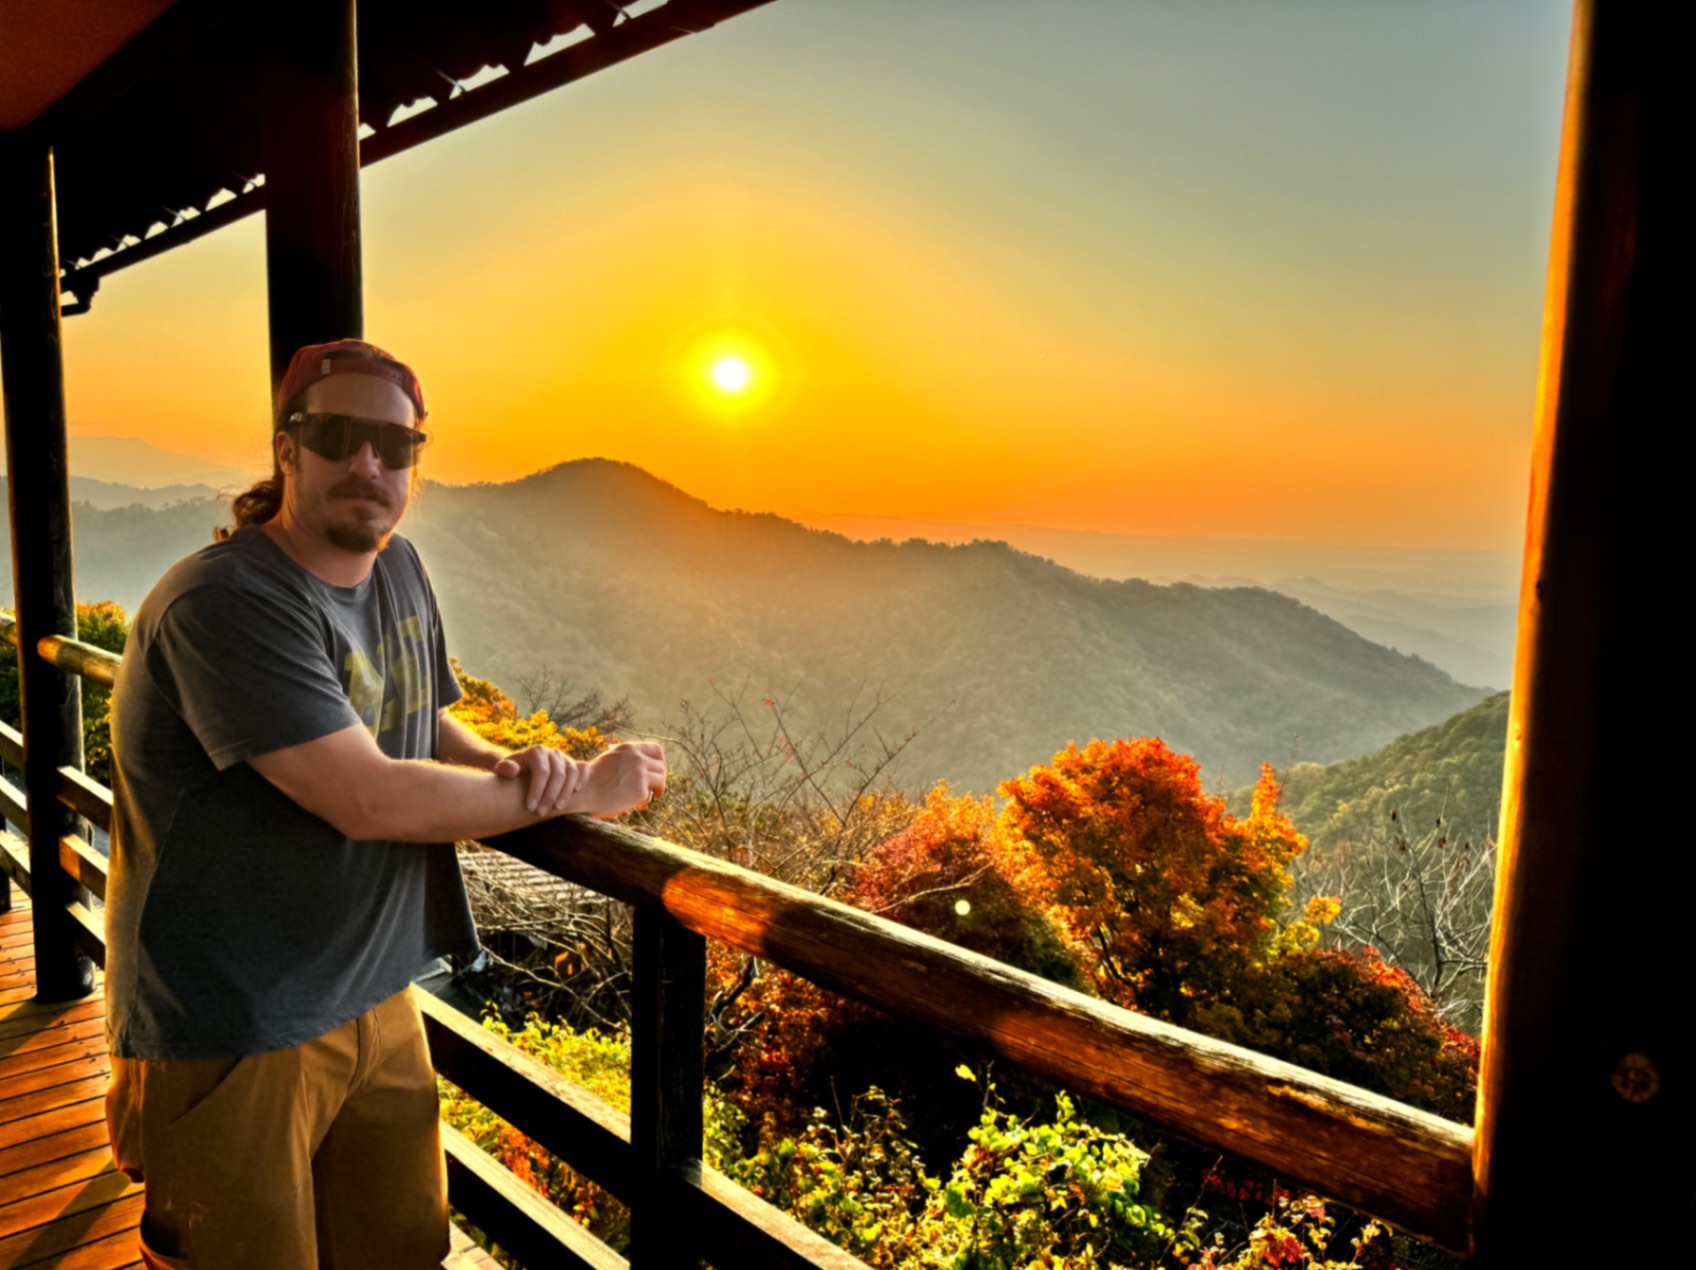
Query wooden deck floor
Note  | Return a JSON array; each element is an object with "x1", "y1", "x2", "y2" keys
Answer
[{"x1": 0, "y1": 897, "x2": 498, "y2": 1270}]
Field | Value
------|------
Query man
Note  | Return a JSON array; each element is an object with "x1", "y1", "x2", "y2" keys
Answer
[{"x1": 104, "y1": 339, "x2": 665, "y2": 1269}]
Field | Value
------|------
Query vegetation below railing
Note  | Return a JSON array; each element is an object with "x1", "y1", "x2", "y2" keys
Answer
[{"x1": 6, "y1": 611, "x2": 1479, "y2": 1267}]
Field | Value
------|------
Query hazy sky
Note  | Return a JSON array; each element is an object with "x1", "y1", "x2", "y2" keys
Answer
[{"x1": 57, "y1": 0, "x2": 1573, "y2": 549}]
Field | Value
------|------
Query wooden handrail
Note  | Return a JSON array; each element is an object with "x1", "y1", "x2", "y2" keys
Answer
[
  {"x1": 0, "y1": 615, "x2": 122, "y2": 690},
  {"x1": 489, "y1": 817, "x2": 1473, "y2": 1251},
  {"x1": 13, "y1": 634, "x2": 1474, "y2": 1255}
]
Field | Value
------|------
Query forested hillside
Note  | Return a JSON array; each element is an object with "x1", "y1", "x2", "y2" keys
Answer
[
  {"x1": 2, "y1": 462, "x2": 1487, "y2": 792},
  {"x1": 406, "y1": 462, "x2": 1485, "y2": 790},
  {"x1": 1237, "y1": 692, "x2": 1511, "y2": 1031},
  {"x1": 1250, "y1": 691, "x2": 1510, "y2": 853}
]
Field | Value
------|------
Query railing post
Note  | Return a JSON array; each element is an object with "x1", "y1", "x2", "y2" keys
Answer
[
  {"x1": 260, "y1": 0, "x2": 364, "y2": 391},
  {"x1": 0, "y1": 135, "x2": 94, "y2": 1001},
  {"x1": 1474, "y1": 1, "x2": 1682, "y2": 1261},
  {"x1": 628, "y1": 906, "x2": 707, "y2": 1270}
]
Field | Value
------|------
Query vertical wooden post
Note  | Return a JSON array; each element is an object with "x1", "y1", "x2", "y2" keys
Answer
[
  {"x1": 0, "y1": 136, "x2": 94, "y2": 1002},
  {"x1": 260, "y1": 0, "x2": 364, "y2": 393},
  {"x1": 628, "y1": 907, "x2": 707, "y2": 1270},
  {"x1": 1473, "y1": 2, "x2": 1683, "y2": 1260}
]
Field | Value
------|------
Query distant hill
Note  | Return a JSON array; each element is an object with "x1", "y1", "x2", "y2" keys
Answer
[
  {"x1": 2, "y1": 461, "x2": 1490, "y2": 793},
  {"x1": 1240, "y1": 691, "x2": 1511, "y2": 852},
  {"x1": 403, "y1": 461, "x2": 1486, "y2": 792},
  {"x1": 71, "y1": 476, "x2": 221, "y2": 510},
  {"x1": 806, "y1": 512, "x2": 1519, "y2": 688},
  {"x1": 0, "y1": 434, "x2": 253, "y2": 491}
]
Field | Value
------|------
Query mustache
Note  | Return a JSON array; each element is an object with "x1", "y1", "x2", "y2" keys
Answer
[{"x1": 328, "y1": 478, "x2": 394, "y2": 507}]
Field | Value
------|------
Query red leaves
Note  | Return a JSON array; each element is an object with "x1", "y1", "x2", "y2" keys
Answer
[{"x1": 997, "y1": 738, "x2": 1307, "y2": 1020}]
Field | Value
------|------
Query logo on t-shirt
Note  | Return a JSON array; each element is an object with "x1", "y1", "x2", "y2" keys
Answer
[{"x1": 341, "y1": 614, "x2": 432, "y2": 738}]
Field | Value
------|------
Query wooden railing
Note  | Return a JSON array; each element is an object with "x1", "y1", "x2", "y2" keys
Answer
[{"x1": 0, "y1": 620, "x2": 1474, "y2": 1264}]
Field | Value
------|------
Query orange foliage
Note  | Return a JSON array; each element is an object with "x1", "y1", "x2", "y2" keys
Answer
[
  {"x1": 997, "y1": 740, "x2": 1309, "y2": 1020},
  {"x1": 844, "y1": 786, "x2": 1087, "y2": 988},
  {"x1": 449, "y1": 657, "x2": 610, "y2": 760},
  {"x1": 722, "y1": 787, "x2": 1088, "y2": 1148},
  {"x1": 1192, "y1": 945, "x2": 1479, "y2": 1122}
]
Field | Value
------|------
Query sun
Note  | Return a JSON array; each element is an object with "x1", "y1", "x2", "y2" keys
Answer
[
  {"x1": 710, "y1": 355, "x2": 753, "y2": 395},
  {"x1": 684, "y1": 329, "x2": 781, "y2": 417}
]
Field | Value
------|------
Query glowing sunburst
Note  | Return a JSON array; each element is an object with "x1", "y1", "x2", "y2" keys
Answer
[{"x1": 710, "y1": 355, "x2": 753, "y2": 394}]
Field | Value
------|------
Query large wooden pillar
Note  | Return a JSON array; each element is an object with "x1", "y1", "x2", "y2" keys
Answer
[
  {"x1": 260, "y1": 0, "x2": 364, "y2": 394},
  {"x1": 0, "y1": 136, "x2": 95, "y2": 1001},
  {"x1": 1474, "y1": 2, "x2": 1682, "y2": 1259}
]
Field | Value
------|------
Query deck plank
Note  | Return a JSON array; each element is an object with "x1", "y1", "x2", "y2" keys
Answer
[
  {"x1": 0, "y1": 1170, "x2": 140, "y2": 1241},
  {"x1": 0, "y1": 1036, "x2": 108, "y2": 1083},
  {"x1": 2, "y1": 1076, "x2": 112, "y2": 1130},
  {"x1": 0, "y1": 1121, "x2": 111, "y2": 1182},
  {"x1": 11, "y1": 1228, "x2": 144, "y2": 1270},
  {"x1": 0, "y1": 1192, "x2": 145, "y2": 1268},
  {"x1": 0, "y1": 1094, "x2": 110, "y2": 1154},
  {"x1": 0, "y1": 1054, "x2": 109, "y2": 1104},
  {"x1": 0, "y1": 1019, "x2": 108, "y2": 1064},
  {"x1": 0, "y1": 1000, "x2": 105, "y2": 1041},
  {"x1": 0, "y1": 1148, "x2": 125, "y2": 1215}
]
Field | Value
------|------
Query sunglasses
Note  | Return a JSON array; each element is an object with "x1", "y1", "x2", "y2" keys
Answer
[{"x1": 283, "y1": 412, "x2": 429, "y2": 470}]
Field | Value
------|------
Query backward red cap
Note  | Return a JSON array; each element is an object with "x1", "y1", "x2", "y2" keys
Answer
[{"x1": 275, "y1": 339, "x2": 427, "y2": 424}]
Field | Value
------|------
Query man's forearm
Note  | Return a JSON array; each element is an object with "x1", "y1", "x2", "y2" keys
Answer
[
  {"x1": 250, "y1": 723, "x2": 666, "y2": 842},
  {"x1": 351, "y1": 755, "x2": 568, "y2": 843}
]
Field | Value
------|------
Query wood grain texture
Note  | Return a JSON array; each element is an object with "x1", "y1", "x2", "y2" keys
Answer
[
  {"x1": 0, "y1": 1120, "x2": 111, "y2": 1181},
  {"x1": 0, "y1": 1190, "x2": 141, "y2": 1267},
  {"x1": 0, "y1": 1146, "x2": 122, "y2": 1211},
  {"x1": 0, "y1": 1052, "x2": 108, "y2": 1104},
  {"x1": 35, "y1": 638, "x2": 118, "y2": 691},
  {"x1": 0, "y1": 1034, "x2": 106, "y2": 1082},
  {"x1": 55, "y1": 772, "x2": 112, "y2": 837},
  {"x1": 0, "y1": 1169, "x2": 138, "y2": 1240},
  {"x1": 11, "y1": 1228, "x2": 144, "y2": 1269}
]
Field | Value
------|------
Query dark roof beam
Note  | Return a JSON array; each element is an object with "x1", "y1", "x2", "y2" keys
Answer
[{"x1": 56, "y1": 0, "x2": 777, "y2": 316}]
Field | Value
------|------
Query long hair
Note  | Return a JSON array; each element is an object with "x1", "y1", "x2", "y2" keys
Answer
[
  {"x1": 219, "y1": 409, "x2": 290, "y2": 540},
  {"x1": 227, "y1": 470, "x2": 283, "y2": 532}
]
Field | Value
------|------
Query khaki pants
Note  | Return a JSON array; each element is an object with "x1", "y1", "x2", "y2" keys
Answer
[{"x1": 107, "y1": 987, "x2": 448, "y2": 1270}]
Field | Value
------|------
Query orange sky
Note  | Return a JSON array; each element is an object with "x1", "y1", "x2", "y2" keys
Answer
[{"x1": 55, "y1": 1, "x2": 1572, "y2": 550}]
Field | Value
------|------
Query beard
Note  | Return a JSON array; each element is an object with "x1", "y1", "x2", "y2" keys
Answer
[
  {"x1": 323, "y1": 478, "x2": 397, "y2": 553},
  {"x1": 325, "y1": 520, "x2": 392, "y2": 553}
]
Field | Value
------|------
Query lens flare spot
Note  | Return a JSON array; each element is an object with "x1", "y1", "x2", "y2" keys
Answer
[{"x1": 955, "y1": 899, "x2": 972, "y2": 917}]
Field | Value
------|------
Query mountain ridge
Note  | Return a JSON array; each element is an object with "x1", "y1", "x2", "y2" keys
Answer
[{"x1": 2, "y1": 459, "x2": 1488, "y2": 793}]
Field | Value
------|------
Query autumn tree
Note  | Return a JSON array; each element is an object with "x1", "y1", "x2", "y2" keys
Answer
[
  {"x1": 1191, "y1": 946, "x2": 1480, "y2": 1122},
  {"x1": 721, "y1": 786, "x2": 1086, "y2": 1149},
  {"x1": 997, "y1": 739, "x2": 1318, "y2": 1023}
]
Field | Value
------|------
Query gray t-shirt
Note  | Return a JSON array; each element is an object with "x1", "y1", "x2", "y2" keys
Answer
[{"x1": 107, "y1": 528, "x2": 479, "y2": 1059}]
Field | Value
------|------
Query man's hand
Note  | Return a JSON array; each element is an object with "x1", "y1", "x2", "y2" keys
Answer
[
  {"x1": 492, "y1": 746, "x2": 590, "y2": 814},
  {"x1": 576, "y1": 742, "x2": 667, "y2": 819}
]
